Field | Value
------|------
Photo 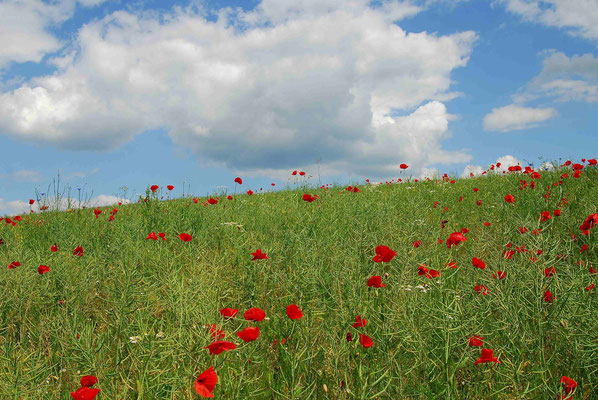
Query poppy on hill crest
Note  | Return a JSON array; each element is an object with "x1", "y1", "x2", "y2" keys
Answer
[
  {"x1": 468, "y1": 336, "x2": 484, "y2": 347},
  {"x1": 367, "y1": 275, "x2": 386, "y2": 288},
  {"x1": 73, "y1": 246, "x2": 84, "y2": 257},
  {"x1": 472, "y1": 257, "x2": 486, "y2": 270},
  {"x1": 93, "y1": 208, "x2": 101, "y2": 218},
  {"x1": 292, "y1": 170, "x2": 297, "y2": 175},
  {"x1": 204, "y1": 341, "x2": 236, "y2": 355},
  {"x1": 38, "y1": 265, "x2": 50, "y2": 274},
  {"x1": 474, "y1": 348, "x2": 500, "y2": 365},
  {"x1": 372, "y1": 245, "x2": 397, "y2": 263},
  {"x1": 195, "y1": 366, "x2": 218, "y2": 398},
  {"x1": 150, "y1": 185, "x2": 159, "y2": 193},
  {"x1": 286, "y1": 304, "x2": 303, "y2": 320},
  {"x1": 29, "y1": 199, "x2": 35, "y2": 205},
  {"x1": 251, "y1": 249, "x2": 268, "y2": 260},
  {"x1": 178, "y1": 233, "x2": 192, "y2": 242},
  {"x1": 359, "y1": 333, "x2": 374, "y2": 348},
  {"x1": 399, "y1": 164, "x2": 408, "y2": 169},
  {"x1": 246, "y1": 190, "x2": 253, "y2": 196},
  {"x1": 219, "y1": 308, "x2": 239, "y2": 319},
  {"x1": 299, "y1": 171, "x2": 306, "y2": 176},
  {"x1": 167, "y1": 185, "x2": 174, "y2": 191},
  {"x1": 234, "y1": 177, "x2": 242, "y2": 184},
  {"x1": 352, "y1": 315, "x2": 367, "y2": 328},
  {"x1": 207, "y1": 198, "x2": 218, "y2": 205},
  {"x1": 227, "y1": 195, "x2": 233, "y2": 200},
  {"x1": 302, "y1": 193, "x2": 317, "y2": 202},
  {"x1": 244, "y1": 308, "x2": 266, "y2": 322},
  {"x1": 236, "y1": 326, "x2": 259, "y2": 342}
]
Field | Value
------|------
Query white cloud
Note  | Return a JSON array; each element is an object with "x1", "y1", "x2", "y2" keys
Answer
[
  {"x1": 483, "y1": 104, "x2": 556, "y2": 132},
  {"x1": 514, "y1": 51, "x2": 598, "y2": 103},
  {"x1": 0, "y1": 169, "x2": 44, "y2": 182},
  {"x1": 0, "y1": 0, "x2": 109, "y2": 68},
  {"x1": 461, "y1": 165, "x2": 484, "y2": 178},
  {"x1": 0, "y1": 1, "x2": 476, "y2": 179},
  {"x1": 498, "y1": 0, "x2": 598, "y2": 42}
]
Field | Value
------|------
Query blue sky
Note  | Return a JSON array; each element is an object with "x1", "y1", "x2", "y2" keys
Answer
[{"x1": 1, "y1": 0, "x2": 597, "y2": 215}]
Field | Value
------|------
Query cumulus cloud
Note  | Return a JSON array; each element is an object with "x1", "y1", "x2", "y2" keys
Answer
[
  {"x1": 0, "y1": 0, "x2": 109, "y2": 68},
  {"x1": 514, "y1": 51, "x2": 598, "y2": 103},
  {"x1": 483, "y1": 104, "x2": 556, "y2": 132},
  {"x1": 0, "y1": 1, "x2": 476, "y2": 179},
  {"x1": 498, "y1": 0, "x2": 598, "y2": 42}
]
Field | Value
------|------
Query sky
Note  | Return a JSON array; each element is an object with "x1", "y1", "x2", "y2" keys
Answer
[{"x1": 1, "y1": 0, "x2": 597, "y2": 215}]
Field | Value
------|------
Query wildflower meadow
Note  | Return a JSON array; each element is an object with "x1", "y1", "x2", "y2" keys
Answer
[{"x1": 0, "y1": 161, "x2": 597, "y2": 399}]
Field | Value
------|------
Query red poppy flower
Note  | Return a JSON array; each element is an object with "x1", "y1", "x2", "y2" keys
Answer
[
  {"x1": 359, "y1": 333, "x2": 373, "y2": 348},
  {"x1": 80, "y1": 375, "x2": 98, "y2": 388},
  {"x1": 474, "y1": 285, "x2": 489, "y2": 295},
  {"x1": 302, "y1": 193, "x2": 317, "y2": 202},
  {"x1": 299, "y1": 171, "x2": 305, "y2": 176},
  {"x1": 544, "y1": 267, "x2": 555, "y2": 277},
  {"x1": 472, "y1": 257, "x2": 486, "y2": 270},
  {"x1": 539, "y1": 211, "x2": 552, "y2": 222},
  {"x1": 543, "y1": 290, "x2": 554, "y2": 303},
  {"x1": 194, "y1": 366, "x2": 217, "y2": 398},
  {"x1": 206, "y1": 324, "x2": 226, "y2": 340},
  {"x1": 560, "y1": 376, "x2": 577, "y2": 396},
  {"x1": 504, "y1": 194, "x2": 515, "y2": 203},
  {"x1": 352, "y1": 315, "x2": 367, "y2": 328},
  {"x1": 234, "y1": 177, "x2": 243, "y2": 184},
  {"x1": 236, "y1": 326, "x2": 259, "y2": 342},
  {"x1": 244, "y1": 308, "x2": 266, "y2": 322},
  {"x1": 178, "y1": 233, "x2": 192, "y2": 242},
  {"x1": 469, "y1": 336, "x2": 484, "y2": 347},
  {"x1": 483, "y1": 222, "x2": 491, "y2": 227},
  {"x1": 476, "y1": 200, "x2": 482, "y2": 206},
  {"x1": 586, "y1": 283, "x2": 595, "y2": 291},
  {"x1": 8, "y1": 261, "x2": 20, "y2": 269},
  {"x1": 474, "y1": 348, "x2": 500, "y2": 365},
  {"x1": 399, "y1": 164, "x2": 408, "y2": 169},
  {"x1": 581, "y1": 244, "x2": 589, "y2": 253},
  {"x1": 412, "y1": 240, "x2": 421, "y2": 248},
  {"x1": 167, "y1": 185, "x2": 174, "y2": 191},
  {"x1": 590, "y1": 267, "x2": 597, "y2": 274},
  {"x1": 70, "y1": 387, "x2": 100, "y2": 400},
  {"x1": 73, "y1": 246, "x2": 84, "y2": 257},
  {"x1": 367, "y1": 275, "x2": 386, "y2": 288},
  {"x1": 51, "y1": 244, "x2": 58, "y2": 252},
  {"x1": 372, "y1": 245, "x2": 397, "y2": 263},
  {"x1": 286, "y1": 304, "x2": 303, "y2": 320},
  {"x1": 204, "y1": 340, "x2": 236, "y2": 355},
  {"x1": 246, "y1": 190, "x2": 253, "y2": 196},
  {"x1": 28, "y1": 199, "x2": 35, "y2": 205},
  {"x1": 93, "y1": 208, "x2": 101, "y2": 218},
  {"x1": 219, "y1": 308, "x2": 239, "y2": 319},
  {"x1": 38, "y1": 265, "x2": 50, "y2": 274},
  {"x1": 588, "y1": 159, "x2": 597, "y2": 165},
  {"x1": 554, "y1": 209, "x2": 561, "y2": 216},
  {"x1": 492, "y1": 270, "x2": 506, "y2": 280},
  {"x1": 292, "y1": 170, "x2": 297, "y2": 175},
  {"x1": 446, "y1": 232, "x2": 467, "y2": 248},
  {"x1": 346, "y1": 332, "x2": 353, "y2": 341},
  {"x1": 146, "y1": 232, "x2": 158, "y2": 240},
  {"x1": 158, "y1": 232, "x2": 166, "y2": 241},
  {"x1": 207, "y1": 198, "x2": 218, "y2": 205},
  {"x1": 250, "y1": 249, "x2": 268, "y2": 260}
]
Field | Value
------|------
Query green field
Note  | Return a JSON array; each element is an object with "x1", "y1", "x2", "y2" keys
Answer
[{"x1": 0, "y1": 166, "x2": 596, "y2": 399}]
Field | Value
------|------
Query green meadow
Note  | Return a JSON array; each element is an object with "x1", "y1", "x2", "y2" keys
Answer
[{"x1": 0, "y1": 167, "x2": 596, "y2": 399}]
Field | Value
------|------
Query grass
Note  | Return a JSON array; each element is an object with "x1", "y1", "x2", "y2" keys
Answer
[{"x1": 0, "y1": 167, "x2": 596, "y2": 399}]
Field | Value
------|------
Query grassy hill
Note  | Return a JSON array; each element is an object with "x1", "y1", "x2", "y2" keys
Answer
[{"x1": 0, "y1": 165, "x2": 596, "y2": 399}]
